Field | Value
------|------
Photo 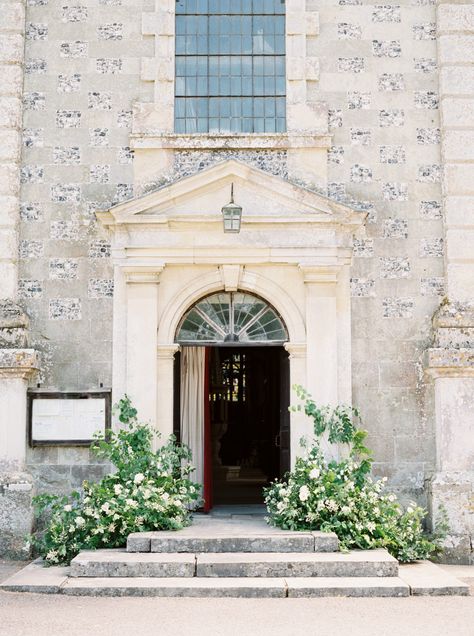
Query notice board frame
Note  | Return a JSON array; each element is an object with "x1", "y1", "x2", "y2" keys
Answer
[{"x1": 27, "y1": 391, "x2": 112, "y2": 447}]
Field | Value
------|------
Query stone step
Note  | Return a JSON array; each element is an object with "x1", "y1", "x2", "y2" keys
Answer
[
  {"x1": 1, "y1": 558, "x2": 468, "y2": 597},
  {"x1": 196, "y1": 549, "x2": 398, "y2": 578},
  {"x1": 61, "y1": 576, "x2": 410, "y2": 598},
  {"x1": 127, "y1": 530, "x2": 339, "y2": 553},
  {"x1": 71, "y1": 548, "x2": 397, "y2": 578},
  {"x1": 70, "y1": 550, "x2": 195, "y2": 578}
]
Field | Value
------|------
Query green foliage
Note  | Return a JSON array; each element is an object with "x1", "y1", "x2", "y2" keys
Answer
[
  {"x1": 30, "y1": 396, "x2": 201, "y2": 566},
  {"x1": 265, "y1": 385, "x2": 444, "y2": 562}
]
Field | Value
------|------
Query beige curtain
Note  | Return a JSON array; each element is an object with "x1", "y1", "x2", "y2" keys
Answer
[{"x1": 180, "y1": 346, "x2": 206, "y2": 490}]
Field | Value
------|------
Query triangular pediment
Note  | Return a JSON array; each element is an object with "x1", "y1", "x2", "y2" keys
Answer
[{"x1": 98, "y1": 160, "x2": 365, "y2": 229}]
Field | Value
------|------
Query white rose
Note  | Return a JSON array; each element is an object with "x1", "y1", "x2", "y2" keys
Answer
[
  {"x1": 299, "y1": 485, "x2": 310, "y2": 502},
  {"x1": 101, "y1": 502, "x2": 111, "y2": 514},
  {"x1": 75, "y1": 516, "x2": 85, "y2": 527},
  {"x1": 134, "y1": 473, "x2": 145, "y2": 485},
  {"x1": 63, "y1": 504, "x2": 72, "y2": 512},
  {"x1": 114, "y1": 484, "x2": 122, "y2": 495},
  {"x1": 309, "y1": 468, "x2": 320, "y2": 480},
  {"x1": 162, "y1": 492, "x2": 170, "y2": 502}
]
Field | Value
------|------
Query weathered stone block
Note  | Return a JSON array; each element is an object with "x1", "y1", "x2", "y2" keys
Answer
[
  {"x1": 439, "y1": 35, "x2": 474, "y2": 65},
  {"x1": 438, "y1": 5, "x2": 474, "y2": 35},
  {"x1": 444, "y1": 130, "x2": 474, "y2": 161},
  {"x1": 0, "y1": 34, "x2": 24, "y2": 63},
  {"x1": 0, "y1": 472, "x2": 34, "y2": 559}
]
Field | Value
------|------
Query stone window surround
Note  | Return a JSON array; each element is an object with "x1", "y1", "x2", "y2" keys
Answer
[{"x1": 136, "y1": 0, "x2": 323, "y2": 140}]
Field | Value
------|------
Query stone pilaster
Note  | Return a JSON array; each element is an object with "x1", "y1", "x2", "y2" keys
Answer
[
  {"x1": 0, "y1": 331, "x2": 39, "y2": 558},
  {"x1": 0, "y1": 0, "x2": 25, "y2": 299},
  {"x1": 0, "y1": 1, "x2": 40, "y2": 558},
  {"x1": 425, "y1": 2, "x2": 474, "y2": 564}
]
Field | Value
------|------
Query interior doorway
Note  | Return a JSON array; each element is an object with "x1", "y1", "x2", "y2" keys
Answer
[
  {"x1": 210, "y1": 346, "x2": 288, "y2": 505},
  {"x1": 174, "y1": 345, "x2": 290, "y2": 509}
]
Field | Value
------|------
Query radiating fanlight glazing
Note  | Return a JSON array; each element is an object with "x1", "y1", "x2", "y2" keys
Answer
[{"x1": 176, "y1": 291, "x2": 287, "y2": 343}]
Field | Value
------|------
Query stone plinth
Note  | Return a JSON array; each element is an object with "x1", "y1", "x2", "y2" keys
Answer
[
  {"x1": 425, "y1": 302, "x2": 474, "y2": 564},
  {"x1": 0, "y1": 346, "x2": 39, "y2": 559}
]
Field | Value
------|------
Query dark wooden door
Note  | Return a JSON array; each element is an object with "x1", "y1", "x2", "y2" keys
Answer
[{"x1": 279, "y1": 348, "x2": 291, "y2": 476}]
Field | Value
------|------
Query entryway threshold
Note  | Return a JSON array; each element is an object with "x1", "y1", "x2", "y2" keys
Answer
[{"x1": 203, "y1": 505, "x2": 267, "y2": 518}]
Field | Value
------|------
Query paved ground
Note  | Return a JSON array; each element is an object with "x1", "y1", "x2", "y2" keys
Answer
[{"x1": 0, "y1": 560, "x2": 472, "y2": 636}]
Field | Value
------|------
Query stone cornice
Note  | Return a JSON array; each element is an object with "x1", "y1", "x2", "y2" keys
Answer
[
  {"x1": 0, "y1": 349, "x2": 39, "y2": 380},
  {"x1": 124, "y1": 266, "x2": 164, "y2": 284},
  {"x1": 130, "y1": 132, "x2": 332, "y2": 151},
  {"x1": 284, "y1": 342, "x2": 306, "y2": 358},
  {"x1": 157, "y1": 344, "x2": 180, "y2": 359}
]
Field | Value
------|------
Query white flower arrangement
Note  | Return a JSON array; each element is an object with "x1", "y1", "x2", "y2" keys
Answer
[
  {"x1": 30, "y1": 396, "x2": 201, "y2": 566},
  {"x1": 264, "y1": 385, "x2": 444, "y2": 562}
]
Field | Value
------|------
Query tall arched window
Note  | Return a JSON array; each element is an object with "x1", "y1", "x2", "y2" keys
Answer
[{"x1": 175, "y1": 0, "x2": 286, "y2": 134}]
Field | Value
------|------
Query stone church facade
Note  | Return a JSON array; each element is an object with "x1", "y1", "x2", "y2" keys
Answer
[{"x1": 0, "y1": 0, "x2": 472, "y2": 562}]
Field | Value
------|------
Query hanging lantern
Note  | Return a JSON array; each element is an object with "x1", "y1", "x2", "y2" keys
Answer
[{"x1": 221, "y1": 183, "x2": 242, "y2": 233}]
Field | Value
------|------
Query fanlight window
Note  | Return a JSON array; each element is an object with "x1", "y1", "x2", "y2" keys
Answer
[{"x1": 176, "y1": 292, "x2": 288, "y2": 344}]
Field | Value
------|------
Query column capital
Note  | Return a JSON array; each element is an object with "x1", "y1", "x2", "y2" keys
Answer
[
  {"x1": 124, "y1": 265, "x2": 164, "y2": 284},
  {"x1": 284, "y1": 342, "x2": 306, "y2": 358},
  {"x1": 157, "y1": 343, "x2": 180, "y2": 359},
  {"x1": 0, "y1": 349, "x2": 39, "y2": 380},
  {"x1": 299, "y1": 265, "x2": 339, "y2": 284}
]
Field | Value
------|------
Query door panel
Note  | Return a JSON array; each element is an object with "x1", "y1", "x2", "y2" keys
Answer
[
  {"x1": 203, "y1": 347, "x2": 212, "y2": 512},
  {"x1": 279, "y1": 347, "x2": 290, "y2": 476}
]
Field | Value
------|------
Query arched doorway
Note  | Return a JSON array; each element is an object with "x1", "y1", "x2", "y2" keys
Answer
[{"x1": 174, "y1": 291, "x2": 290, "y2": 510}]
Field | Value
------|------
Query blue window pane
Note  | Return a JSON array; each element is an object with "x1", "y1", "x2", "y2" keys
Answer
[
  {"x1": 275, "y1": 56, "x2": 284, "y2": 75},
  {"x1": 209, "y1": 17, "x2": 219, "y2": 34},
  {"x1": 220, "y1": 99, "x2": 230, "y2": 116},
  {"x1": 186, "y1": 36, "x2": 197, "y2": 54},
  {"x1": 231, "y1": 99, "x2": 242, "y2": 116},
  {"x1": 242, "y1": 98, "x2": 253, "y2": 116},
  {"x1": 275, "y1": 75, "x2": 285, "y2": 95},
  {"x1": 242, "y1": 78, "x2": 253, "y2": 94},
  {"x1": 274, "y1": 35, "x2": 285, "y2": 54},
  {"x1": 264, "y1": 118, "x2": 276, "y2": 132},
  {"x1": 176, "y1": 36, "x2": 186, "y2": 55},
  {"x1": 175, "y1": 77, "x2": 186, "y2": 95},
  {"x1": 275, "y1": 117, "x2": 285, "y2": 132},
  {"x1": 276, "y1": 97, "x2": 285, "y2": 117},
  {"x1": 176, "y1": 17, "x2": 186, "y2": 35},
  {"x1": 209, "y1": 98, "x2": 219, "y2": 116},
  {"x1": 254, "y1": 98, "x2": 264, "y2": 117},
  {"x1": 175, "y1": 99, "x2": 186, "y2": 118},
  {"x1": 175, "y1": 119, "x2": 186, "y2": 132},
  {"x1": 220, "y1": 36, "x2": 230, "y2": 54},
  {"x1": 175, "y1": 2, "x2": 286, "y2": 133}
]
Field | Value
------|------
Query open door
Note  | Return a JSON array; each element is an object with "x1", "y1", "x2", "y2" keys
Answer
[
  {"x1": 203, "y1": 347, "x2": 212, "y2": 512},
  {"x1": 279, "y1": 348, "x2": 291, "y2": 476}
]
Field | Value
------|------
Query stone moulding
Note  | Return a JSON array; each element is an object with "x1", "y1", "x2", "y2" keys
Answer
[
  {"x1": 0, "y1": 349, "x2": 39, "y2": 379},
  {"x1": 130, "y1": 133, "x2": 333, "y2": 151},
  {"x1": 424, "y1": 347, "x2": 474, "y2": 378}
]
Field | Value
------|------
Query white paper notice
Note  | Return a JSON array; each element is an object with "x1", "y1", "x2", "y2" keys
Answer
[{"x1": 32, "y1": 398, "x2": 106, "y2": 442}]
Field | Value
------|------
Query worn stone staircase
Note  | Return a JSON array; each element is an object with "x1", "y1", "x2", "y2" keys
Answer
[
  {"x1": 60, "y1": 516, "x2": 411, "y2": 597},
  {"x1": 0, "y1": 514, "x2": 469, "y2": 597}
]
